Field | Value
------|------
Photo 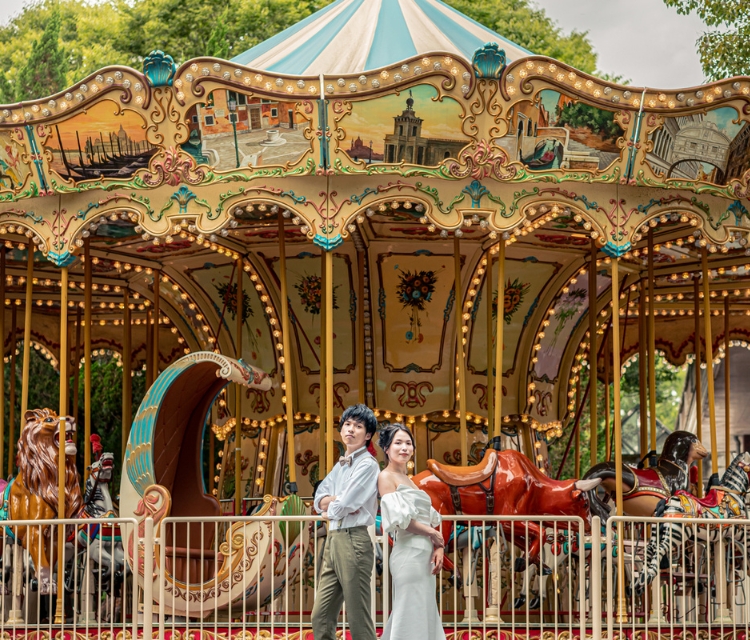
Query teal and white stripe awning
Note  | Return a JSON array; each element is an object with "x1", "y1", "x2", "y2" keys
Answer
[{"x1": 231, "y1": 0, "x2": 532, "y2": 75}]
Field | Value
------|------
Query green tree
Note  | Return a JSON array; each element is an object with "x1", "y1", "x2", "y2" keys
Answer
[
  {"x1": 556, "y1": 101, "x2": 622, "y2": 141},
  {"x1": 663, "y1": 0, "x2": 750, "y2": 80},
  {"x1": 549, "y1": 353, "x2": 687, "y2": 480},
  {"x1": 444, "y1": 0, "x2": 598, "y2": 74},
  {"x1": 14, "y1": 5, "x2": 67, "y2": 100}
]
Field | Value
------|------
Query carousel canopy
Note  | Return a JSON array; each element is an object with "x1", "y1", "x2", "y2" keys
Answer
[{"x1": 231, "y1": 0, "x2": 532, "y2": 74}]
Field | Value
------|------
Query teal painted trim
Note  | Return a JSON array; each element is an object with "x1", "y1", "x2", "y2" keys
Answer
[
  {"x1": 143, "y1": 50, "x2": 176, "y2": 87},
  {"x1": 231, "y1": 0, "x2": 346, "y2": 66},
  {"x1": 25, "y1": 125, "x2": 49, "y2": 194},
  {"x1": 365, "y1": 0, "x2": 417, "y2": 71},
  {"x1": 47, "y1": 250, "x2": 76, "y2": 268},
  {"x1": 318, "y1": 99, "x2": 329, "y2": 170},
  {"x1": 268, "y1": 0, "x2": 367, "y2": 74},
  {"x1": 313, "y1": 233, "x2": 343, "y2": 250},
  {"x1": 472, "y1": 43, "x2": 506, "y2": 79},
  {"x1": 432, "y1": 0, "x2": 533, "y2": 57},
  {"x1": 601, "y1": 241, "x2": 631, "y2": 258}
]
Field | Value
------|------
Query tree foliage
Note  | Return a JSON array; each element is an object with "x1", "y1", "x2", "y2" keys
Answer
[
  {"x1": 0, "y1": 0, "x2": 604, "y2": 100},
  {"x1": 548, "y1": 353, "x2": 686, "y2": 480},
  {"x1": 14, "y1": 4, "x2": 67, "y2": 100},
  {"x1": 556, "y1": 102, "x2": 622, "y2": 141},
  {"x1": 444, "y1": 0, "x2": 598, "y2": 74},
  {"x1": 663, "y1": 0, "x2": 750, "y2": 80}
]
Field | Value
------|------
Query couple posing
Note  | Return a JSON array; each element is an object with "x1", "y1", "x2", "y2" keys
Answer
[{"x1": 312, "y1": 404, "x2": 445, "y2": 640}]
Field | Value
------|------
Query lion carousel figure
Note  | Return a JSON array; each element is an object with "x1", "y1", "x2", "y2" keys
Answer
[{"x1": 0, "y1": 408, "x2": 82, "y2": 624}]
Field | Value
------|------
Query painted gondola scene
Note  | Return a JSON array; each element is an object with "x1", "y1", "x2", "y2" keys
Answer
[{"x1": 1, "y1": 0, "x2": 750, "y2": 637}]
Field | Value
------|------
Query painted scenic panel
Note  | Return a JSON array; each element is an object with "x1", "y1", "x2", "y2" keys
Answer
[
  {"x1": 498, "y1": 90, "x2": 623, "y2": 172},
  {"x1": 468, "y1": 257, "x2": 561, "y2": 376},
  {"x1": 339, "y1": 84, "x2": 470, "y2": 166},
  {"x1": 0, "y1": 131, "x2": 32, "y2": 193},
  {"x1": 532, "y1": 273, "x2": 610, "y2": 383},
  {"x1": 183, "y1": 90, "x2": 311, "y2": 170},
  {"x1": 44, "y1": 101, "x2": 156, "y2": 181},
  {"x1": 376, "y1": 251, "x2": 456, "y2": 373},
  {"x1": 647, "y1": 106, "x2": 750, "y2": 184}
]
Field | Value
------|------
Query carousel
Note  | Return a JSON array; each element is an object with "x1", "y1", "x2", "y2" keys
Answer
[{"x1": 0, "y1": 0, "x2": 749, "y2": 637}]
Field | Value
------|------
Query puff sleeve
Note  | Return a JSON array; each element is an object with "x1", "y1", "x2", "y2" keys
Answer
[
  {"x1": 380, "y1": 491, "x2": 419, "y2": 533},
  {"x1": 429, "y1": 506, "x2": 441, "y2": 528}
]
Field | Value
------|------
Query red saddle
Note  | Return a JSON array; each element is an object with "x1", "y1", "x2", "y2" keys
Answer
[{"x1": 674, "y1": 488, "x2": 721, "y2": 508}]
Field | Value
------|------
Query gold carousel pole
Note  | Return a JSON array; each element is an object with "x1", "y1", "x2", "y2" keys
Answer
[
  {"x1": 19, "y1": 246, "x2": 33, "y2": 420},
  {"x1": 485, "y1": 249, "x2": 493, "y2": 436},
  {"x1": 647, "y1": 230, "x2": 657, "y2": 460},
  {"x1": 122, "y1": 288, "x2": 132, "y2": 458},
  {"x1": 589, "y1": 242, "x2": 598, "y2": 466},
  {"x1": 72, "y1": 307, "x2": 81, "y2": 422},
  {"x1": 325, "y1": 249, "x2": 334, "y2": 474},
  {"x1": 0, "y1": 248, "x2": 5, "y2": 479},
  {"x1": 8, "y1": 305, "x2": 16, "y2": 476},
  {"x1": 145, "y1": 309, "x2": 152, "y2": 387},
  {"x1": 357, "y1": 250, "x2": 365, "y2": 404},
  {"x1": 701, "y1": 248, "x2": 719, "y2": 476},
  {"x1": 278, "y1": 215, "x2": 298, "y2": 492},
  {"x1": 235, "y1": 257, "x2": 243, "y2": 516},
  {"x1": 153, "y1": 272, "x2": 160, "y2": 377},
  {"x1": 611, "y1": 256, "x2": 627, "y2": 622},
  {"x1": 84, "y1": 239, "x2": 92, "y2": 480},
  {"x1": 454, "y1": 236, "x2": 467, "y2": 464},
  {"x1": 575, "y1": 377, "x2": 581, "y2": 478},
  {"x1": 319, "y1": 252, "x2": 327, "y2": 470},
  {"x1": 54, "y1": 266, "x2": 69, "y2": 624},
  {"x1": 604, "y1": 332, "x2": 611, "y2": 460},
  {"x1": 493, "y1": 239, "x2": 506, "y2": 438},
  {"x1": 693, "y1": 277, "x2": 704, "y2": 495},
  {"x1": 724, "y1": 295, "x2": 730, "y2": 468},
  {"x1": 638, "y1": 279, "x2": 648, "y2": 460}
]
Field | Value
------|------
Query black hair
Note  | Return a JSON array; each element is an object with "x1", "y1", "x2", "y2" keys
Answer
[
  {"x1": 339, "y1": 404, "x2": 378, "y2": 440},
  {"x1": 378, "y1": 423, "x2": 415, "y2": 461}
]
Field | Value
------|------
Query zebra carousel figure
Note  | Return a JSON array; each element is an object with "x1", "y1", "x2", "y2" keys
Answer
[
  {"x1": 633, "y1": 451, "x2": 750, "y2": 600},
  {"x1": 73, "y1": 435, "x2": 126, "y2": 623}
]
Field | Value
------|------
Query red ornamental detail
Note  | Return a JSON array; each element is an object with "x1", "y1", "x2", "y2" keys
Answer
[
  {"x1": 246, "y1": 387, "x2": 274, "y2": 414},
  {"x1": 445, "y1": 139, "x2": 518, "y2": 181},
  {"x1": 533, "y1": 389, "x2": 552, "y2": 416},
  {"x1": 142, "y1": 147, "x2": 205, "y2": 187},
  {"x1": 472, "y1": 383, "x2": 487, "y2": 410},
  {"x1": 391, "y1": 380, "x2": 433, "y2": 408}
]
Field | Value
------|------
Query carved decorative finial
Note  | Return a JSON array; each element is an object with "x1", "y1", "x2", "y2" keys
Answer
[
  {"x1": 472, "y1": 42, "x2": 506, "y2": 79},
  {"x1": 143, "y1": 50, "x2": 177, "y2": 87}
]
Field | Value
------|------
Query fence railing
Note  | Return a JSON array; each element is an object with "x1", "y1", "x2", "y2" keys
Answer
[{"x1": 0, "y1": 512, "x2": 748, "y2": 638}]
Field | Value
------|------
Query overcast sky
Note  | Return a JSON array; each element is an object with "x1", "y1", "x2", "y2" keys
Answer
[{"x1": 0, "y1": 0, "x2": 707, "y2": 88}]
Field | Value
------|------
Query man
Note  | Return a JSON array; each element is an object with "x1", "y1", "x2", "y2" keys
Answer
[{"x1": 312, "y1": 404, "x2": 379, "y2": 640}]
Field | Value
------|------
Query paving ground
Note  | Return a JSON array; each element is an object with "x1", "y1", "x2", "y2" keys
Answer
[{"x1": 204, "y1": 128, "x2": 311, "y2": 171}]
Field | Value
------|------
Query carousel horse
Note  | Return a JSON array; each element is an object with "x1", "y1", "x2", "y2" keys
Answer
[
  {"x1": 74, "y1": 435, "x2": 126, "y2": 622},
  {"x1": 414, "y1": 448, "x2": 601, "y2": 568},
  {"x1": 583, "y1": 430, "x2": 707, "y2": 522},
  {"x1": 633, "y1": 451, "x2": 750, "y2": 594},
  {"x1": 0, "y1": 409, "x2": 82, "y2": 623}
]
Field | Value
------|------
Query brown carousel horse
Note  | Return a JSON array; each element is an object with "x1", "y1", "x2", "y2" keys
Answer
[
  {"x1": 0, "y1": 409, "x2": 83, "y2": 596},
  {"x1": 413, "y1": 448, "x2": 601, "y2": 566},
  {"x1": 582, "y1": 430, "x2": 707, "y2": 522}
]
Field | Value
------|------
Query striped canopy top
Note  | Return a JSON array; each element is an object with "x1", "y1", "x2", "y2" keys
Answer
[{"x1": 231, "y1": 0, "x2": 532, "y2": 76}]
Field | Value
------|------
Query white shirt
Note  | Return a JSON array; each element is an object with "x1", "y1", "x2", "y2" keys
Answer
[{"x1": 313, "y1": 446, "x2": 379, "y2": 531}]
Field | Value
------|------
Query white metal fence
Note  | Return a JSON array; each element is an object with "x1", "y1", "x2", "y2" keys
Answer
[{"x1": 0, "y1": 512, "x2": 748, "y2": 638}]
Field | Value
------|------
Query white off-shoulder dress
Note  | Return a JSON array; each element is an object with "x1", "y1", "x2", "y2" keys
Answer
[{"x1": 380, "y1": 484, "x2": 446, "y2": 640}]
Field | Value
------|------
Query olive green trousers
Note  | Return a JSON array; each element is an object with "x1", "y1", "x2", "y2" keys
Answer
[{"x1": 311, "y1": 526, "x2": 376, "y2": 640}]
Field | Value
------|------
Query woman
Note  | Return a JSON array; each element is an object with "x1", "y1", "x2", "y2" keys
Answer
[{"x1": 378, "y1": 423, "x2": 446, "y2": 640}]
